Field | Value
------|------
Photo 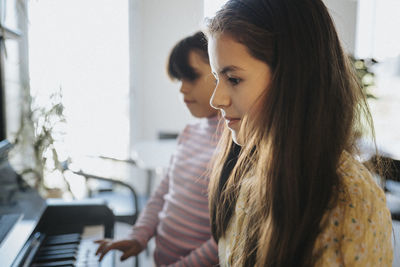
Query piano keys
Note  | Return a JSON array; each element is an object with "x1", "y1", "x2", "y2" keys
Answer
[
  {"x1": 0, "y1": 140, "x2": 116, "y2": 267},
  {"x1": 1, "y1": 199, "x2": 116, "y2": 267},
  {"x1": 25, "y1": 225, "x2": 114, "y2": 267}
]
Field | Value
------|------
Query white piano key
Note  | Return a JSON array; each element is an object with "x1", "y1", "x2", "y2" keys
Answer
[{"x1": 75, "y1": 225, "x2": 114, "y2": 267}]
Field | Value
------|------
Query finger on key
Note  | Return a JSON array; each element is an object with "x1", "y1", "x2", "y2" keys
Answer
[
  {"x1": 95, "y1": 240, "x2": 109, "y2": 256},
  {"x1": 99, "y1": 242, "x2": 118, "y2": 262}
]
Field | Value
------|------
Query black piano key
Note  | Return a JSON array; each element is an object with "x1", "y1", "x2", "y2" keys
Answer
[
  {"x1": 45, "y1": 233, "x2": 81, "y2": 241},
  {"x1": 43, "y1": 238, "x2": 80, "y2": 246},
  {"x1": 34, "y1": 252, "x2": 76, "y2": 263},
  {"x1": 31, "y1": 259, "x2": 75, "y2": 267},
  {"x1": 36, "y1": 248, "x2": 76, "y2": 256},
  {"x1": 39, "y1": 244, "x2": 78, "y2": 252},
  {"x1": 43, "y1": 238, "x2": 80, "y2": 245},
  {"x1": 45, "y1": 235, "x2": 80, "y2": 241},
  {"x1": 45, "y1": 235, "x2": 81, "y2": 241}
]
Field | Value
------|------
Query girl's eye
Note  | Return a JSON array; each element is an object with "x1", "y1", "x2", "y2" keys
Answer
[
  {"x1": 228, "y1": 77, "x2": 241, "y2": 86},
  {"x1": 191, "y1": 73, "x2": 200, "y2": 81}
]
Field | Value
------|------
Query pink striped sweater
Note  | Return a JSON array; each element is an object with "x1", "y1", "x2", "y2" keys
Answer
[{"x1": 129, "y1": 116, "x2": 221, "y2": 266}]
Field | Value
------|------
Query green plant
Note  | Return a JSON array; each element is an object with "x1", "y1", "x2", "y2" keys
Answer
[
  {"x1": 13, "y1": 89, "x2": 72, "y2": 197},
  {"x1": 350, "y1": 56, "x2": 378, "y2": 99}
]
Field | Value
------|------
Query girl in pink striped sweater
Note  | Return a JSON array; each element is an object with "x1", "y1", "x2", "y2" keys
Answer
[{"x1": 96, "y1": 32, "x2": 221, "y2": 266}]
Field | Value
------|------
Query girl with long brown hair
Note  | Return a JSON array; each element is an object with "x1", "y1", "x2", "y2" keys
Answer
[{"x1": 206, "y1": 0, "x2": 393, "y2": 266}]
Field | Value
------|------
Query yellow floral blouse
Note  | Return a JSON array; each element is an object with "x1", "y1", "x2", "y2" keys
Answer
[{"x1": 218, "y1": 151, "x2": 393, "y2": 266}]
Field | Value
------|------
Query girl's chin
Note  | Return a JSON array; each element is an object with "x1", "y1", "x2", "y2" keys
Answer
[{"x1": 231, "y1": 130, "x2": 243, "y2": 146}]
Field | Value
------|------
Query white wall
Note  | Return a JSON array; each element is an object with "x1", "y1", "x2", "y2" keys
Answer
[
  {"x1": 323, "y1": 0, "x2": 358, "y2": 55},
  {"x1": 129, "y1": 0, "x2": 204, "y2": 145},
  {"x1": 356, "y1": 0, "x2": 400, "y2": 60}
]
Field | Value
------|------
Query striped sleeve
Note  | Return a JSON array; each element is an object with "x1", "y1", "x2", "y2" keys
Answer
[
  {"x1": 133, "y1": 117, "x2": 221, "y2": 266},
  {"x1": 129, "y1": 129, "x2": 187, "y2": 248},
  {"x1": 128, "y1": 172, "x2": 170, "y2": 248},
  {"x1": 164, "y1": 238, "x2": 219, "y2": 267}
]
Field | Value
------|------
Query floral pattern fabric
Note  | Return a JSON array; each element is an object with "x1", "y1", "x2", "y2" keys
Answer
[
  {"x1": 218, "y1": 151, "x2": 393, "y2": 266},
  {"x1": 313, "y1": 151, "x2": 393, "y2": 266}
]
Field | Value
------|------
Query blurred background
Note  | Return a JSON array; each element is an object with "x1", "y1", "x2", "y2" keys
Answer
[
  {"x1": 1, "y1": 0, "x2": 399, "y2": 266},
  {"x1": 1, "y1": 0, "x2": 399, "y2": 195}
]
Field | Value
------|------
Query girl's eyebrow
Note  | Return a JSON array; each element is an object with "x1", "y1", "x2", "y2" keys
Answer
[{"x1": 219, "y1": 65, "x2": 244, "y2": 75}]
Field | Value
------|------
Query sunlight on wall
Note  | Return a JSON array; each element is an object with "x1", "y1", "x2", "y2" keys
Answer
[{"x1": 28, "y1": 0, "x2": 129, "y2": 159}]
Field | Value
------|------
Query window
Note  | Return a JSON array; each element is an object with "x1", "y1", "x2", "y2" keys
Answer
[
  {"x1": 0, "y1": 0, "x2": 25, "y2": 141},
  {"x1": 28, "y1": 0, "x2": 130, "y2": 158}
]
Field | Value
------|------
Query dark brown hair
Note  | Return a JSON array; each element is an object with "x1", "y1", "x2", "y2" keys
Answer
[
  {"x1": 167, "y1": 31, "x2": 209, "y2": 81},
  {"x1": 207, "y1": 0, "x2": 373, "y2": 266}
]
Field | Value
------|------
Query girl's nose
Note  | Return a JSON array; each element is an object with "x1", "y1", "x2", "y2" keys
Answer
[
  {"x1": 180, "y1": 81, "x2": 191, "y2": 94},
  {"x1": 210, "y1": 82, "x2": 230, "y2": 110}
]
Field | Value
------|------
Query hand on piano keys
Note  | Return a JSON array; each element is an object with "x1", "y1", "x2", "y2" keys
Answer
[
  {"x1": 30, "y1": 225, "x2": 114, "y2": 267},
  {"x1": 94, "y1": 238, "x2": 143, "y2": 262}
]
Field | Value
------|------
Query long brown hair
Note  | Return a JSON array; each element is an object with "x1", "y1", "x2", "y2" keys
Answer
[{"x1": 207, "y1": 0, "x2": 373, "y2": 266}]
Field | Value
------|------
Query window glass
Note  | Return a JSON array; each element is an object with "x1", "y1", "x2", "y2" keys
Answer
[{"x1": 28, "y1": 0, "x2": 130, "y2": 158}]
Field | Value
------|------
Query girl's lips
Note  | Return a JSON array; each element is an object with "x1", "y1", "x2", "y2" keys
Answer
[
  {"x1": 224, "y1": 117, "x2": 241, "y2": 128},
  {"x1": 184, "y1": 99, "x2": 196, "y2": 104}
]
